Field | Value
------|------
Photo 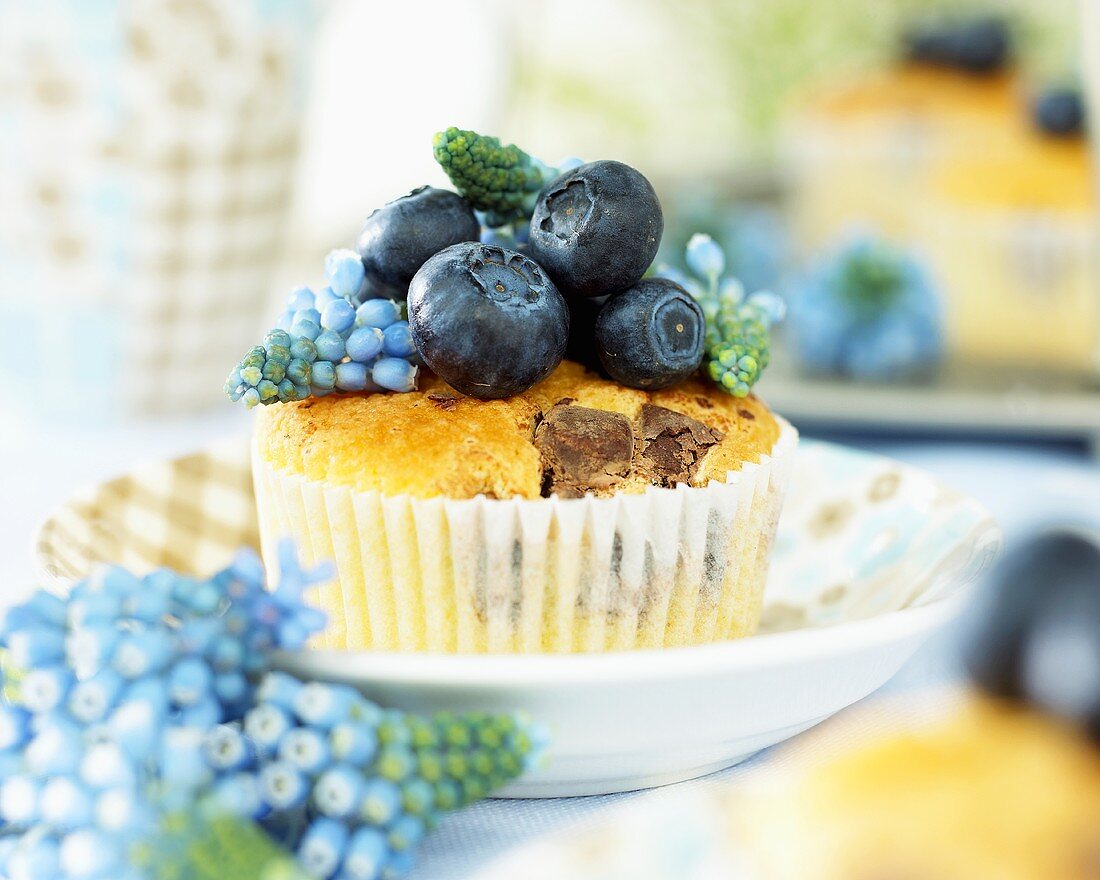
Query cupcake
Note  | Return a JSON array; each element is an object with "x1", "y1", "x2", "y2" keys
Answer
[
  {"x1": 229, "y1": 129, "x2": 795, "y2": 654},
  {"x1": 728, "y1": 530, "x2": 1100, "y2": 879},
  {"x1": 253, "y1": 361, "x2": 794, "y2": 652},
  {"x1": 785, "y1": 16, "x2": 1019, "y2": 252},
  {"x1": 786, "y1": 14, "x2": 1100, "y2": 377},
  {"x1": 919, "y1": 90, "x2": 1098, "y2": 374}
]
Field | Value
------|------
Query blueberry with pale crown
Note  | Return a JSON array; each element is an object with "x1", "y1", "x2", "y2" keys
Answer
[
  {"x1": 595, "y1": 278, "x2": 705, "y2": 390},
  {"x1": 407, "y1": 242, "x2": 569, "y2": 399},
  {"x1": 528, "y1": 160, "x2": 663, "y2": 300}
]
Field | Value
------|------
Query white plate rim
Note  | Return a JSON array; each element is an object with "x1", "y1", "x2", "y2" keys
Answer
[{"x1": 274, "y1": 589, "x2": 976, "y2": 690}]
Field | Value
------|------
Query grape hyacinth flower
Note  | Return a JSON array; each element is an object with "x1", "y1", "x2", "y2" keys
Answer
[
  {"x1": 786, "y1": 236, "x2": 943, "y2": 382},
  {"x1": 657, "y1": 233, "x2": 785, "y2": 397},
  {"x1": 432, "y1": 127, "x2": 561, "y2": 228},
  {"x1": 0, "y1": 541, "x2": 545, "y2": 880},
  {"x1": 226, "y1": 250, "x2": 420, "y2": 409}
]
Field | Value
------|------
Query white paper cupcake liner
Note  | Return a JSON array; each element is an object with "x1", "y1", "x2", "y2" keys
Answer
[{"x1": 253, "y1": 419, "x2": 798, "y2": 653}]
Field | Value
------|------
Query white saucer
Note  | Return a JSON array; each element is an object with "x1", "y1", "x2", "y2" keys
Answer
[{"x1": 35, "y1": 437, "x2": 999, "y2": 797}]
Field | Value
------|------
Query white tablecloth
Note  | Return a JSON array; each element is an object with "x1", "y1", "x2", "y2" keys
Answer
[{"x1": 3, "y1": 409, "x2": 1099, "y2": 879}]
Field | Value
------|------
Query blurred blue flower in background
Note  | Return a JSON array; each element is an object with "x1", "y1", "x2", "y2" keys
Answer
[{"x1": 786, "y1": 236, "x2": 944, "y2": 383}]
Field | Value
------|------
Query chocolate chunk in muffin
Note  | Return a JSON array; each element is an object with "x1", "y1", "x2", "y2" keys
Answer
[
  {"x1": 534, "y1": 403, "x2": 634, "y2": 497},
  {"x1": 634, "y1": 404, "x2": 724, "y2": 487}
]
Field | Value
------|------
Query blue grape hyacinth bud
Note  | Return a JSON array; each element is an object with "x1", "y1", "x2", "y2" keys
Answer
[
  {"x1": 314, "y1": 288, "x2": 340, "y2": 313},
  {"x1": 67, "y1": 669, "x2": 125, "y2": 723},
  {"x1": 293, "y1": 681, "x2": 359, "y2": 729},
  {"x1": 359, "y1": 778, "x2": 402, "y2": 826},
  {"x1": 244, "y1": 704, "x2": 295, "y2": 759},
  {"x1": 373, "y1": 358, "x2": 418, "y2": 393},
  {"x1": 19, "y1": 666, "x2": 73, "y2": 715},
  {"x1": 321, "y1": 299, "x2": 357, "y2": 335},
  {"x1": 314, "y1": 330, "x2": 347, "y2": 364},
  {"x1": 313, "y1": 764, "x2": 367, "y2": 818},
  {"x1": 255, "y1": 671, "x2": 304, "y2": 712},
  {"x1": 40, "y1": 777, "x2": 95, "y2": 831},
  {"x1": 346, "y1": 327, "x2": 385, "y2": 364},
  {"x1": 325, "y1": 249, "x2": 367, "y2": 300},
  {"x1": 287, "y1": 287, "x2": 316, "y2": 312},
  {"x1": 685, "y1": 233, "x2": 725, "y2": 280},
  {"x1": 259, "y1": 761, "x2": 311, "y2": 811},
  {"x1": 356, "y1": 299, "x2": 400, "y2": 331},
  {"x1": 661, "y1": 232, "x2": 781, "y2": 398},
  {"x1": 203, "y1": 725, "x2": 255, "y2": 773},
  {"x1": 59, "y1": 827, "x2": 123, "y2": 878},
  {"x1": 344, "y1": 826, "x2": 389, "y2": 879},
  {"x1": 278, "y1": 727, "x2": 332, "y2": 775},
  {"x1": 381, "y1": 322, "x2": 416, "y2": 359},
  {"x1": 78, "y1": 741, "x2": 137, "y2": 791},
  {"x1": 334, "y1": 361, "x2": 371, "y2": 392},
  {"x1": 298, "y1": 816, "x2": 349, "y2": 878}
]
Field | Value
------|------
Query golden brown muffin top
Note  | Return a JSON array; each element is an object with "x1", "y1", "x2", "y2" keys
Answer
[
  {"x1": 731, "y1": 699, "x2": 1100, "y2": 880},
  {"x1": 254, "y1": 360, "x2": 781, "y2": 499}
]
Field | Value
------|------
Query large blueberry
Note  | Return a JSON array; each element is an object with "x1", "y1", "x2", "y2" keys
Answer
[
  {"x1": 527, "y1": 160, "x2": 663, "y2": 299},
  {"x1": 408, "y1": 242, "x2": 569, "y2": 399},
  {"x1": 595, "y1": 278, "x2": 704, "y2": 389},
  {"x1": 356, "y1": 187, "x2": 480, "y2": 296},
  {"x1": 962, "y1": 530, "x2": 1100, "y2": 737}
]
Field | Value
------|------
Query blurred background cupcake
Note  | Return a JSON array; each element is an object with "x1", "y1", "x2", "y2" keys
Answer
[
  {"x1": 780, "y1": 6, "x2": 1099, "y2": 381},
  {"x1": 728, "y1": 529, "x2": 1100, "y2": 880}
]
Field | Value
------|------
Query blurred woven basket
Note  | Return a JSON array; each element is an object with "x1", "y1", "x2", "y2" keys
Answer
[{"x1": 0, "y1": 0, "x2": 318, "y2": 419}]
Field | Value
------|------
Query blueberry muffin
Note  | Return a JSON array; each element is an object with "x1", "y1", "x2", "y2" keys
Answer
[
  {"x1": 253, "y1": 361, "x2": 794, "y2": 652},
  {"x1": 229, "y1": 128, "x2": 795, "y2": 653}
]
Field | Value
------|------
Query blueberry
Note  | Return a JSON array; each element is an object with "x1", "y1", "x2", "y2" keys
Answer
[
  {"x1": 408, "y1": 242, "x2": 569, "y2": 399},
  {"x1": 1033, "y1": 87, "x2": 1085, "y2": 137},
  {"x1": 594, "y1": 278, "x2": 704, "y2": 389},
  {"x1": 528, "y1": 160, "x2": 663, "y2": 299},
  {"x1": 949, "y1": 18, "x2": 1011, "y2": 74},
  {"x1": 356, "y1": 187, "x2": 480, "y2": 296},
  {"x1": 962, "y1": 530, "x2": 1100, "y2": 737},
  {"x1": 903, "y1": 16, "x2": 1010, "y2": 74}
]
